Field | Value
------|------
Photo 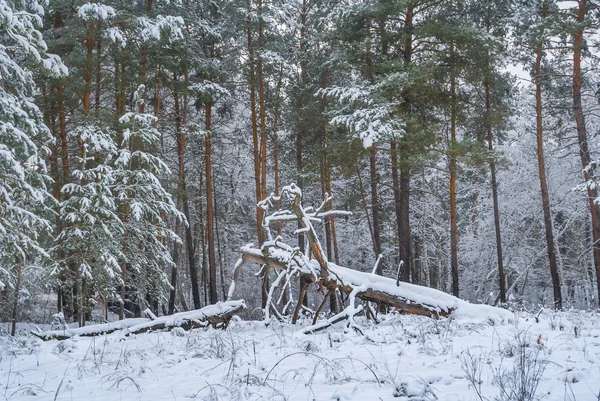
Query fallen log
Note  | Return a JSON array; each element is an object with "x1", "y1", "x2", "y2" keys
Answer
[
  {"x1": 125, "y1": 300, "x2": 246, "y2": 335},
  {"x1": 31, "y1": 318, "x2": 151, "y2": 341},
  {"x1": 232, "y1": 245, "x2": 513, "y2": 325},
  {"x1": 229, "y1": 184, "x2": 513, "y2": 334},
  {"x1": 31, "y1": 300, "x2": 246, "y2": 341},
  {"x1": 235, "y1": 246, "x2": 452, "y2": 319}
]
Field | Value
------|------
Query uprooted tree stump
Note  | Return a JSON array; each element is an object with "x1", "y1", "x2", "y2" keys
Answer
[
  {"x1": 228, "y1": 184, "x2": 512, "y2": 334},
  {"x1": 31, "y1": 301, "x2": 246, "y2": 341}
]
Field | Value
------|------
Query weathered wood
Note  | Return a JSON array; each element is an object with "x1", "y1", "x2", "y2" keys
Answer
[
  {"x1": 239, "y1": 247, "x2": 452, "y2": 319},
  {"x1": 31, "y1": 318, "x2": 151, "y2": 341},
  {"x1": 31, "y1": 301, "x2": 246, "y2": 341}
]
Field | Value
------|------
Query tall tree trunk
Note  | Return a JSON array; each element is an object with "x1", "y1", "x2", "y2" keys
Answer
[
  {"x1": 43, "y1": 87, "x2": 65, "y2": 313},
  {"x1": 535, "y1": 5, "x2": 562, "y2": 309},
  {"x1": 397, "y1": 6, "x2": 413, "y2": 283},
  {"x1": 205, "y1": 103, "x2": 217, "y2": 304},
  {"x1": 297, "y1": 0, "x2": 308, "y2": 306},
  {"x1": 169, "y1": 215, "x2": 180, "y2": 314},
  {"x1": 369, "y1": 147, "x2": 382, "y2": 272},
  {"x1": 573, "y1": 0, "x2": 600, "y2": 306},
  {"x1": 10, "y1": 260, "x2": 22, "y2": 336},
  {"x1": 448, "y1": 59, "x2": 459, "y2": 297},
  {"x1": 83, "y1": 12, "x2": 94, "y2": 112},
  {"x1": 174, "y1": 76, "x2": 200, "y2": 309},
  {"x1": 485, "y1": 79, "x2": 507, "y2": 303},
  {"x1": 197, "y1": 164, "x2": 208, "y2": 306},
  {"x1": 257, "y1": 0, "x2": 270, "y2": 307},
  {"x1": 358, "y1": 161, "x2": 376, "y2": 251},
  {"x1": 95, "y1": 22, "x2": 102, "y2": 111},
  {"x1": 449, "y1": 43, "x2": 459, "y2": 297},
  {"x1": 247, "y1": 6, "x2": 263, "y2": 247},
  {"x1": 57, "y1": 83, "x2": 74, "y2": 319}
]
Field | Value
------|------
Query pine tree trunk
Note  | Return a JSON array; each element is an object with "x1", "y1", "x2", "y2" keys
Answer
[
  {"x1": 397, "y1": 6, "x2": 413, "y2": 283},
  {"x1": 95, "y1": 22, "x2": 101, "y2": 111},
  {"x1": 57, "y1": 83, "x2": 74, "y2": 320},
  {"x1": 246, "y1": 4, "x2": 263, "y2": 251},
  {"x1": 573, "y1": 0, "x2": 600, "y2": 306},
  {"x1": 369, "y1": 147, "x2": 382, "y2": 272},
  {"x1": 297, "y1": 0, "x2": 308, "y2": 257},
  {"x1": 205, "y1": 103, "x2": 217, "y2": 304},
  {"x1": 169, "y1": 215, "x2": 180, "y2": 314},
  {"x1": 257, "y1": 0, "x2": 270, "y2": 307},
  {"x1": 485, "y1": 79, "x2": 507, "y2": 303},
  {"x1": 535, "y1": 6, "x2": 562, "y2": 308},
  {"x1": 10, "y1": 260, "x2": 22, "y2": 336},
  {"x1": 174, "y1": 77, "x2": 200, "y2": 309},
  {"x1": 83, "y1": 16, "x2": 94, "y2": 112},
  {"x1": 449, "y1": 46, "x2": 459, "y2": 298}
]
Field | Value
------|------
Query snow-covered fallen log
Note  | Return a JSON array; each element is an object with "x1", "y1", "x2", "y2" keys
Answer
[
  {"x1": 228, "y1": 183, "x2": 513, "y2": 333},
  {"x1": 31, "y1": 300, "x2": 246, "y2": 341},
  {"x1": 125, "y1": 300, "x2": 246, "y2": 335},
  {"x1": 235, "y1": 246, "x2": 512, "y2": 324},
  {"x1": 31, "y1": 318, "x2": 151, "y2": 341}
]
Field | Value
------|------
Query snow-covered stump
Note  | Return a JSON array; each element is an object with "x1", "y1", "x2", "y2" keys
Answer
[
  {"x1": 31, "y1": 301, "x2": 246, "y2": 340},
  {"x1": 228, "y1": 184, "x2": 513, "y2": 333}
]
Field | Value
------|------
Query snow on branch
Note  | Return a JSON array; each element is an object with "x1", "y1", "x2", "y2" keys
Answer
[{"x1": 228, "y1": 184, "x2": 513, "y2": 334}]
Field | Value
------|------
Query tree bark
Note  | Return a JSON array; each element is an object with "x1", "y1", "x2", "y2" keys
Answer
[
  {"x1": 449, "y1": 43, "x2": 459, "y2": 297},
  {"x1": 369, "y1": 147, "x2": 382, "y2": 273},
  {"x1": 485, "y1": 79, "x2": 507, "y2": 303},
  {"x1": 174, "y1": 77, "x2": 200, "y2": 309},
  {"x1": 257, "y1": 0, "x2": 270, "y2": 307},
  {"x1": 572, "y1": 0, "x2": 600, "y2": 306},
  {"x1": 205, "y1": 103, "x2": 218, "y2": 304},
  {"x1": 247, "y1": 4, "x2": 263, "y2": 248},
  {"x1": 535, "y1": 5, "x2": 562, "y2": 309},
  {"x1": 397, "y1": 6, "x2": 413, "y2": 283},
  {"x1": 11, "y1": 260, "x2": 22, "y2": 336}
]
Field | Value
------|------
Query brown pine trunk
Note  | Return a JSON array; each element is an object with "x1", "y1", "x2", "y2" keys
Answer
[
  {"x1": 43, "y1": 87, "x2": 65, "y2": 313},
  {"x1": 205, "y1": 103, "x2": 217, "y2": 304},
  {"x1": 197, "y1": 166, "x2": 208, "y2": 305},
  {"x1": 297, "y1": 0, "x2": 307, "y2": 258},
  {"x1": 174, "y1": 77, "x2": 200, "y2": 309},
  {"x1": 57, "y1": 83, "x2": 74, "y2": 319},
  {"x1": 247, "y1": 7, "x2": 263, "y2": 247},
  {"x1": 369, "y1": 147, "x2": 382, "y2": 272},
  {"x1": 10, "y1": 260, "x2": 22, "y2": 336},
  {"x1": 298, "y1": 0, "x2": 308, "y2": 307},
  {"x1": 95, "y1": 22, "x2": 102, "y2": 111},
  {"x1": 449, "y1": 62, "x2": 459, "y2": 297},
  {"x1": 114, "y1": 62, "x2": 120, "y2": 114},
  {"x1": 391, "y1": 139, "x2": 403, "y2": 271},
  {"x1": 322, "y1": 69, "x2": 340, "y2": 266},
  {"x1": 397, "y1": 6, "x2": 413, "y2": 283},
  {"x1": 169, "y1": 215, "x2": 180, "y2": 314},
  {"x1": 358, "y1": 161, "x2": 376, "y2": 250},
  {"x1": 258, "y1": 0, "x2": 270, "y2": 307},
  {"x1": 119, "y1": 57, "x2": 126, "y2": 115},
  {"x1": 573, "y1": 0, "x2": 600, "y2": 306},
  {"x1": 83, "y1": 13, "x2": 94, "y2": 112},
  {"x1": 535, "y1": 5, "x2": 562, "y2": 309},
  {"x1": 485, "y1": 80, "x2": 507, "y2": 303}
]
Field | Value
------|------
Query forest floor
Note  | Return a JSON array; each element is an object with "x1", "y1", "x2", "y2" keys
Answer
[{"x1": 1, "y1": 308, "x2": 600, "y2": 401}]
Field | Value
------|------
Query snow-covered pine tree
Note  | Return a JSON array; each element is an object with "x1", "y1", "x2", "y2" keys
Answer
[
  {"x1": 0, "y1": 0, "x2": 66, "y2": 334},
  {"x1": 113, "y1": 85, "x2": 183, "y2": 319},
  {"x1": 58, "y1": 125, "x2": 122, "y2": 325}
]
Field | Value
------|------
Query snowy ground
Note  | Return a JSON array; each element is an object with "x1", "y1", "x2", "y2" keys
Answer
[{"x1": 1, "y1": 309, "x2": 600, "y2": 401}]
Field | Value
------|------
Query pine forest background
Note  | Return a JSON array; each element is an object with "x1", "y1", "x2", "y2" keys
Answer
[{"x1": 2, "y1": 0, "x2": 600, "y2": 328}]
